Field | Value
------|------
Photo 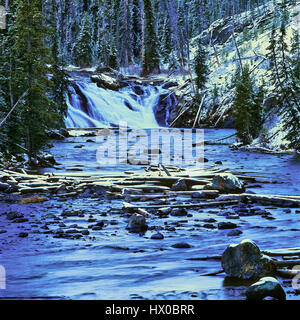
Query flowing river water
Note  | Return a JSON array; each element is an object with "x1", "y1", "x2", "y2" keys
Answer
[{"x1": 0, "y1": 78, "x2": 299, "y2": 300}]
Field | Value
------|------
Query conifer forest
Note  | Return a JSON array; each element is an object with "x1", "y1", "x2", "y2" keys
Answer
[{"x1": 0, "y1": 0, "x2": 299, "y2": 304}]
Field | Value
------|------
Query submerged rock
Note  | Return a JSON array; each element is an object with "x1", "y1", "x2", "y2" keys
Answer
[
  {"x1": 227, "y1": 229, "x2": 243, "y2": 236},
  {"x1": 246, "y1": 277, "x2": 286, "y2": 300},
  {"x1": 172, "y1": 242, "x2": 191, "y2": 248},
  {"x1": 7, "y1": 211, "x2": 23, "y2": 220},
  {"x1": 18, "y1": 232, "x2": 28, "y2": 238},
  {"x1": 221, "y1": 239, "x2": 276, "y2": 280}
]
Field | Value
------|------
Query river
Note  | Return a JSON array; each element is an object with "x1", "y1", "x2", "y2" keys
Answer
[{"x1": 0, "y1": 78, "x2": 299, "y2": 300}]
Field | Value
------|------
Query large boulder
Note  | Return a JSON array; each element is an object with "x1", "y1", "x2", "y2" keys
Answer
[
  {"x1": 126, "y1": 214, "x2": 148, "y2": 233},
  {"x1": 91, "y1": 74, "x2": 128, "y2": 91},
  {"x1": 221, "y1": 239, "x2": 276, "y2": 280},
  {"x1": 246, "y1": 277, "x2": 286, "y2": 300},
  {"x1": 208, "y1": 173, "x2": 245, "y2": 194}
]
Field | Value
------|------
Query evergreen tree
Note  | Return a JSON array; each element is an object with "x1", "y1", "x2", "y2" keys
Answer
[
  {"x1": 289, "y1": 29, "x2": 300, "y2": 81},
  {"x1": 118, "y1": 0, "x2": 133, "y2": 67},
  {"x1": 142, "y1": 0, "x2": 160, "y2": 75},
  {"x1": 0, "y1": 1, "x2": 23, "y2": 154},
  {"x1": 193, "y1": 38, "x2": 209, "y2": 95},
  {"x1": 233, "y1": 65, "x2": 263, "y2": 144},
  {"x1": 266, "y1": 14, "x2": 300, "y2": 152},
  {"x1": 160, "y1": 14, "x2": 172, "y2": 65},
  {"x1": 73, "y1": 12, "x2": 93, "y2": 67},
  {"x1": 132, "y1": 0, "x2": 142, "y2": 63},
  {"x1": 15, "y1": 0, "x2": 59, "y2": 160},
  {"x1": 281, "y1": 27, "x2": 300, "y2": 153},
  {"x1": 50, "y1": 0, "x2": 69, "y2": 123}
]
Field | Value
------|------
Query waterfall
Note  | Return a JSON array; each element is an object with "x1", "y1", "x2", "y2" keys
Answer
[{"x1": 65, "y1": 79, "x2": 176, "y2": 129}]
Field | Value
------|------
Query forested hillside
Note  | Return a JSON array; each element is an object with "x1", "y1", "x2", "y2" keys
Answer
[{"x1": 0, "y1": 0, "x2": 299, "y2": 162}]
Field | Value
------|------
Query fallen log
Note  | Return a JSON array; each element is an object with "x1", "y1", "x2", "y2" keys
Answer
[
  {"x1": 122, "y1": 200, "x2": 239, "y2": 210},
  {"x1": 123, "y1": 202, "x2": 153, "y2": 217},
  {"x1": 274, "y1": 260, "x2": 300, "y2": 267},
  {"x1": 159, "y1": 164, "x2": 171, "y2": 177},
  {"x1": 57, "y1": 192, "x2": 79, "y2": 197},
  {"x1": 19, "y1": 186, "x2": 58, "y2": 194},
  {"x1": 262, "y1": 247, "x2": 300, "y2": 257},
  {"x1": 112, "y1": 185, "x2": 170, "y2": 192},
  {"x1": 276, "y1": 269, "x2": 300, "y2": 278},
  {"x1": 216, "y1": 194, "x2": 300, "y2": 207}
]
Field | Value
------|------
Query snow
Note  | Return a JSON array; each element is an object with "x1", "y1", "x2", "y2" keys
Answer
[{"x1": 183, "y1": 0, "x2": 300, "y2": 151}]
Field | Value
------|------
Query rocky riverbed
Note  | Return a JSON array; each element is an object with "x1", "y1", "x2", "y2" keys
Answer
[
  {"x1": 0, "y1": 128, "x2": 299, "y2": 300},
  {"x1": 0, "y1": 186, "x2": 299, "y2": 300}
]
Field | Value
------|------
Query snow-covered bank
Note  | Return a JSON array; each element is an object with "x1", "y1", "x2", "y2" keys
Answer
[{"x1": 185, "y1": 0, "x2": 299, "y2": 153}]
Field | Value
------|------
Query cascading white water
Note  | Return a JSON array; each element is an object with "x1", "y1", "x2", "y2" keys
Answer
[{"x1": 65, "y1": 80, "x2": 175, "y2": 129}]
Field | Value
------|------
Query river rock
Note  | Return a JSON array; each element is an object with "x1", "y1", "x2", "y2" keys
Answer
[
  {"x1": 91, "y1": 74, "x2": 128, "y2": 91},
  {"x1": 246, "y1": 277, "x2": 286, "y2": 300},
  {"x1": 221, "y1": 239, "x2": 276, "y2": 280},
  {"x1": 202, "y1": 223, "x2": 216, "y2": 229},
  {"x1": 126, "y1": 214, "x2": 148, "y2": 233},
  {"x1": 157, "y1": 207, "x2": 172, "y2": 216},
  {"x1": 18, "y1": 232, "x2": 28, "y2": 238},
  {"x1": 171, "y1": 179, "x2": 188, "y2": 191},
  {"x1": 151, "y1": 232, "x2": 164, "y2": 240},
  {"x1": 61, "y1": 209, "x2": 83, "y2": 217},
  {"x1": 172, "y1": 242, "x2": 191, "y2": 248},
  {"x1": 41, "y1": 152, "x2": 56, "y2": 165},
  {"x1": 170, "y1": 208, "x2": 187, "y2": 217},
  {"x1": 218, "y1": 221, "x2": 237, "y2": 229},
  {"x1": 227, "y1": 229, "x2": 243, "y2": 236},
  {"x1": 206, "y1": 173, "x2": 245, "y2": 194},
  {"x1": 7, "y1": 211, "x2": 23, "y2": 220}
]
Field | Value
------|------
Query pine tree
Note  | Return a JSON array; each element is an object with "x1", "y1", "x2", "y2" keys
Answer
[
  {"x1": 160, "y1": 14, "x2": 172, "y2": 65},
  {"x1": 142, "y1": 0, "x2": 160, "y2": 75},
  {"x1": 193, "y1": 38, "x2": 209, "y2": 95},
  {"x1": 118, "y1": 0, "x2": 133, "y2": 67},
  {"x1": 233, "y1": 65, "x2": 263, "y2": 144},
  {"x1": 266, "y1": 14, "x2": 300, "y2": 152},
  {"x1": 281, "y1": 28, "x2": 300, "y2": 153},
  {"x1": 50, "y1": 0, "x2": 69, "y2": 124},
  {"x1": 0, "y1": 1, "x2": 23, "y2": 155},
  {"x1": 73, "y1": 12, "x2": 93, "y2": 67},
  {"x1": 15, "y1": 0, "x2": 59, "y2": 160},
  {"x1": 132, "y1": 0, "x2": 142, "y2": 63}
]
